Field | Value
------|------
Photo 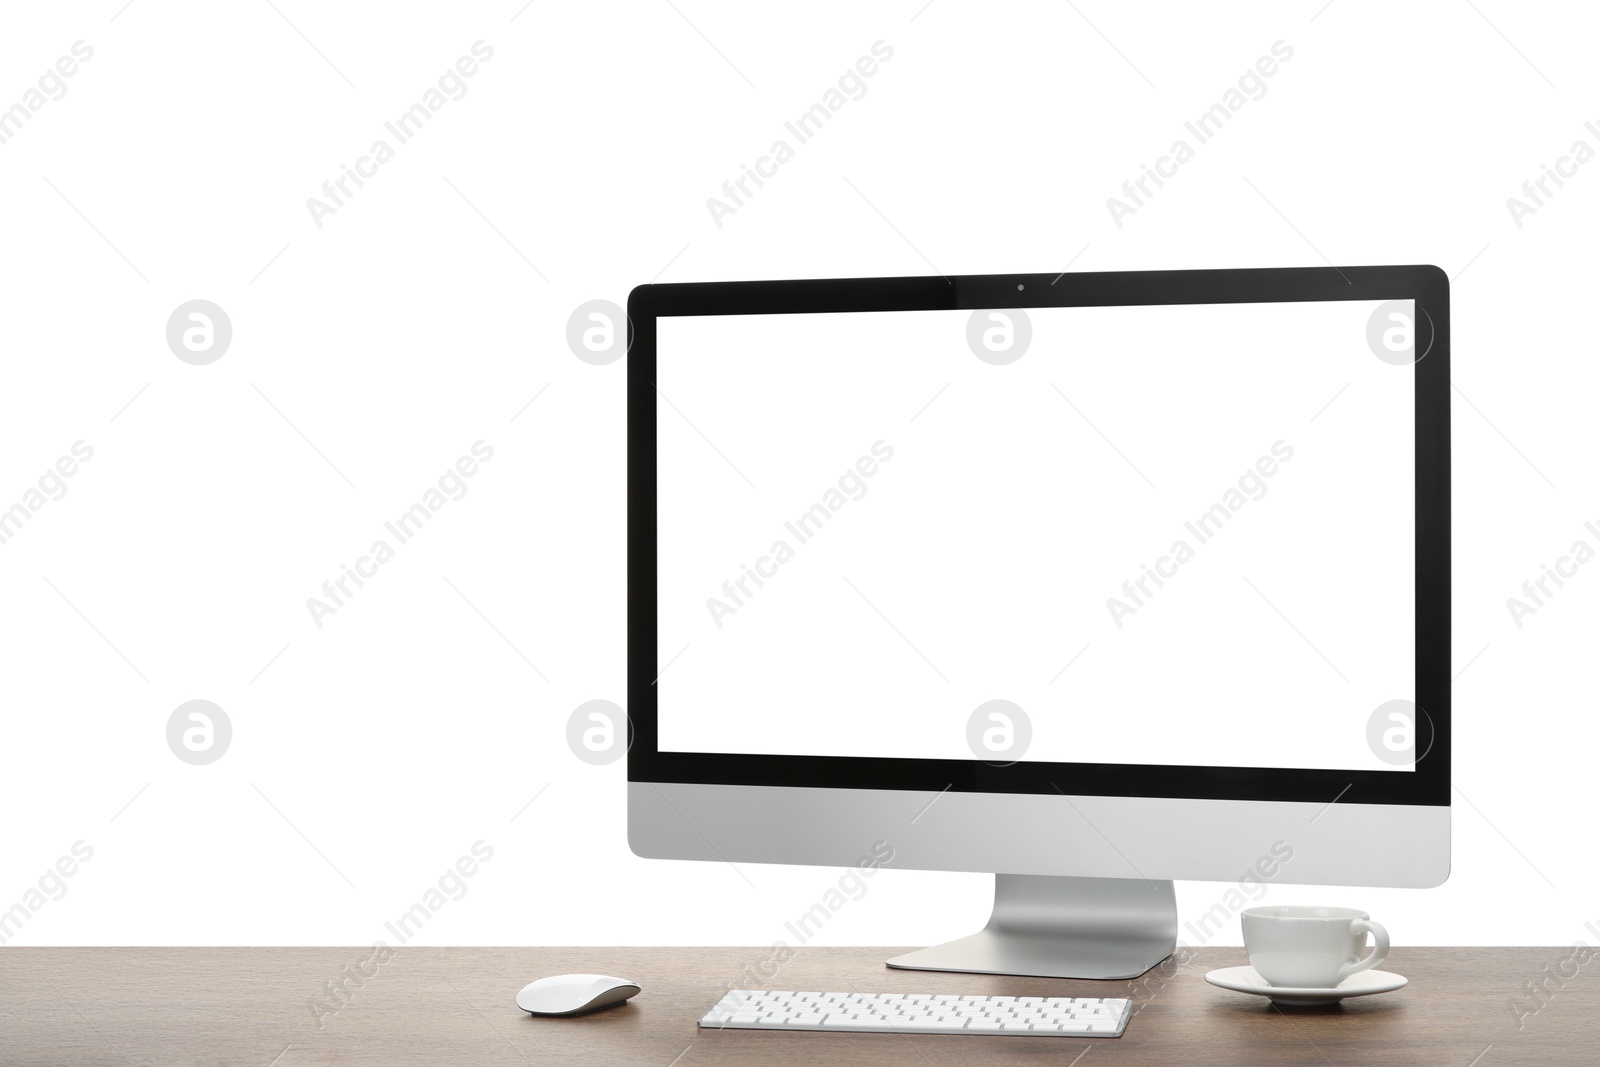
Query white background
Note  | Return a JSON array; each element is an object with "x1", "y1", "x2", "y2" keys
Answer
[
  {"x1": 657, "y1": 302, "x2": 1415, "y2": 772},
  {"x1": 0, "y1": 1, "x2": 1594, "y2": 953}
]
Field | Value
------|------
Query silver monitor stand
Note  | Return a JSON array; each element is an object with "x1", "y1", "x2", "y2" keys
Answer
[{"x1": 885, "y1": 874, "x2": 1177, "y2": 980}]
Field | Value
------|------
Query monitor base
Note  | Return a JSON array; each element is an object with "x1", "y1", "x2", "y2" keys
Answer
[{"x1": 885, "y1": 873, "x2": 1177, "y2": 980}]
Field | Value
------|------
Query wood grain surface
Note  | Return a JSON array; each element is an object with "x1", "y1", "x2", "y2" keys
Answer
[{"x1": 1, "y1": 946, "x2": 1591, "y2": 1065}]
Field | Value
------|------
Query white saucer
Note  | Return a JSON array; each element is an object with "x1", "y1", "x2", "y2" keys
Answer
[{"x1": 1204, "y1": 965, "x2": 1407, "y2": 1007}]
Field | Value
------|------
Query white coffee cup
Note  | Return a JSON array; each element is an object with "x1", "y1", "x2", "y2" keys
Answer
[{"x1": 1241, "y1": 905, "x2": 1390, "y2": 988}]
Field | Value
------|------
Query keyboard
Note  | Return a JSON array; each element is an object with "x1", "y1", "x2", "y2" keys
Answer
[{"x1": 698, "y1": 990, "x2": 1132, "y2": 1037}]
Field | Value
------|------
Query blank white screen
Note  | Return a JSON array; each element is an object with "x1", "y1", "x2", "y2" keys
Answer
[{"x1": 656, "y1": 299, "x2": 1415, "y2": 773}]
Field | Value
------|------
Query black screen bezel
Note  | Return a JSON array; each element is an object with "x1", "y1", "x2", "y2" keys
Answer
[{"x1": 628, "y1": 265, "x2": 1449, "y2": 807}]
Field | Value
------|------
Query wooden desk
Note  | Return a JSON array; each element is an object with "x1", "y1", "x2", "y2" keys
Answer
[{"x1": 2, "y1": 947, "x2": 1591, "y2": 1065}]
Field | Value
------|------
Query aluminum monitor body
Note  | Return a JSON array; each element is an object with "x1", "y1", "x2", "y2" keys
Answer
[{"x1": 628, "y1": 267, "x2": 1451, "y2": 977}]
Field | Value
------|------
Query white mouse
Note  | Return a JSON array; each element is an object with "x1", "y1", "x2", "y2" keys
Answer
[{"x1": 516, "y1": 973, "x2": 641, "y2": 1017}]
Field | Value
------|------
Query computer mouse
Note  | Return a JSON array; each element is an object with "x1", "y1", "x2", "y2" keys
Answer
[{"x1": 515, "y1": 973, "x2": 641, "y2": 1017}]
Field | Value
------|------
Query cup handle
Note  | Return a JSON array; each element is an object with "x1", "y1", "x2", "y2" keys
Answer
[{"x1": 1336, "y1": 919, "x2": 1390, "y2": 984}]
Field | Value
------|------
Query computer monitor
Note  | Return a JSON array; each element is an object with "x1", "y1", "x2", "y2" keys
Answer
[{"x1": 627, "y1": 266, "x2": 1450, "y2": 980}]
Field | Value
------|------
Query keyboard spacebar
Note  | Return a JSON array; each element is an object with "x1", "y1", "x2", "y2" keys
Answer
[{"x1": 819, "y1": 1017, "x2": 960, "y2": 1030}]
